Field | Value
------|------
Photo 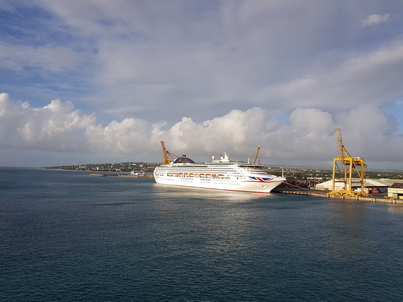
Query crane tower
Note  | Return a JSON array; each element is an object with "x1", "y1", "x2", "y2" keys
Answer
[
  {"x1": 160, "y1": 141, "x2": 174, "y2": 164},
  {"x1": 252, "y1": 146, "x2": 261, "y2": 165},
  {"x1": 329, "y1": 128, "x2": 367, "y2": 197}
]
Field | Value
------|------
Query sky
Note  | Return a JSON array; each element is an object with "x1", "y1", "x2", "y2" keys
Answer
[{"x1": 1, "y1": 0, "x2": 403, "y2": 169}]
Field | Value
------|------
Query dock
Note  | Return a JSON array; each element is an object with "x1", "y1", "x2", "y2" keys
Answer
[{"x1": 276, "y1": 188, "x2": 403, "y2": 204}]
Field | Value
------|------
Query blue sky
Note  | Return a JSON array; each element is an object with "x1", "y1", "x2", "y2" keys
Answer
[{"x1": 1, "y1": 0, "x2": 403, "y2": 169}]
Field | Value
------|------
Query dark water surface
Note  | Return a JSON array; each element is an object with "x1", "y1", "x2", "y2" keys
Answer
[{"x1": 1, "y1": 168, "x2": 403, "y2": 301}]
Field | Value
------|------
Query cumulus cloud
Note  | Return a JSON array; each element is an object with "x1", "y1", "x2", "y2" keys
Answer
[
  {"x1": 2, "y1": 1, "x2": 403, "y2": 167},
  {"x1": 2, "y1": 93, "x2": 403, "y2": 168},
  {"x1": 86, "y1": 118, "x2": 152, "y2": 153},
  {"x1": 362, "y1": 14, "x2": 389, "y2": 27},
  {"x1": 0, "y1": 93, "x2": 95, "y2": 151},
  {"x1": 155, "y1": 108, "x2": 277, "y2": 156}
]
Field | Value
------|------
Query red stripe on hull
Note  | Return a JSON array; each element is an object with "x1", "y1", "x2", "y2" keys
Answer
[{"x1": 154, "y1": 183, "x2": 277, "y2": 194}]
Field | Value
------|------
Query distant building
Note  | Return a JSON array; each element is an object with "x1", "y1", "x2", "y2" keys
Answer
[
  {"x1": 315, "y1": 178, "x2": 394, "y2": 193},
  {"x1": 388, "y1": 183, "x2": 403, "y2": 199}
]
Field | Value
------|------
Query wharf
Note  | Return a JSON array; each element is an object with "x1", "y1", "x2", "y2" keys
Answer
[
  {"x1": 277, "y1": 188, "x2": 403, "y2": 204},
  {"x1": 89, "y1": 173, "x2": 153, "y2": 178}
]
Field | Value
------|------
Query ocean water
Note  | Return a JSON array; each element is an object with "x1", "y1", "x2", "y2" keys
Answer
[{"x1": 1, "y1": 168, "x2": 403, "y2": 302}]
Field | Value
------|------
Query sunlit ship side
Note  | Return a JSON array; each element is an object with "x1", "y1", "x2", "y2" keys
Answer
[{"x1": 153, "y1": 144, "x2": 285, "y2": 193}]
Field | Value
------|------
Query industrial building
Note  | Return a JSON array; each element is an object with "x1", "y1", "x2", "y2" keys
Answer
[
  {"x1": 387, "y1": 183, "x2": 403, "y2": 199},
  {"x1": 315, "y1": 178, "x2": 403, "y2": 198}
]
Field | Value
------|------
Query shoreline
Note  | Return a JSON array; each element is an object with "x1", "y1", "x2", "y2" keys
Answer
[{"x1": 89, "y1": 173, "x2": 153, "y2": 178}]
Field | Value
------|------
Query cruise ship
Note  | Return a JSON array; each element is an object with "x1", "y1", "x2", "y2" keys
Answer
[{"x1": 153, "y1": 142, "x2": 286, "y2": 193}]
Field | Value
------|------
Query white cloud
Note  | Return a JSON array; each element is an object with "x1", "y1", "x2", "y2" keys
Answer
[
  {"x1": 2, "y1": 1, "x2": 403, "y2": 168},
  {"x1": 0, "y1": 93, "x2": 95, "y2": 151},
  {"x1": 157, "y1": 108, "x2": 276, "y2": 156},
  {"x1": 2, "y1": 0, "x2": 397, "y2": 125},
  {"x1": 29, "y1": 1, "x2": 401, "y2": 123},
  {"x1": 2, "y1": 93, "x2": 403, "y2": 168},
  {"x1": 86, "y1": 118, "x2": 151, "y2": 154},
  {"x1": 20, "y1": 1, "x2": 353, "y2": 120},
  {"x1": 362, "y1": 14, "x2": 389, "y2": 27}
]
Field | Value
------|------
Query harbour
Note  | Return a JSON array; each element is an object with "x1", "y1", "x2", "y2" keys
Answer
[
  {"x1": 2, "y1": 167, "x2": 403, "y2": 301},
  {"x1": 150, "y1": 134, "x2": 403, "y2": 203},
  {"x1": 3, "y1": 2, "x2": 403, "y2": 301},
  {"x1": 88, "y1": 171, "x2": 403, "y2": 204}
]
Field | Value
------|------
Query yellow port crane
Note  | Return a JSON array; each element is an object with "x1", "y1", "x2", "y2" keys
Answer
[
  {"x1": 160, "y1": 141, "x2": 177, "y2": 164},
  {"x1": 330, "y1": 128, "x2": 368, "y2": 197}
]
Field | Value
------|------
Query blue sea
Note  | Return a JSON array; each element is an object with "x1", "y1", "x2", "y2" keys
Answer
[{"x1": 1, "y1": 168, "x2": 403, "y2": 302}]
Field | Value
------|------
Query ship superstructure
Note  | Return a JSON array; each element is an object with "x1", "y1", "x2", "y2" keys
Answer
[{"x1": 153, "y1": 143, "x2": 285, "y2": 193}]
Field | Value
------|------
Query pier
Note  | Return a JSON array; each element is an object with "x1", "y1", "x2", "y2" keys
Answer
[{"x1": 276, "y1": 187, "x2": 403, "y2": 204}]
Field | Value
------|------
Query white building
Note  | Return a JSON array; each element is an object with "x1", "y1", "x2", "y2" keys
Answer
[
  {"x1": 388, "y1": 183, "x2": 403, "y2": 199},
  {"x1": 315, "y1": 178, "x2": 396, "y2": 193}
]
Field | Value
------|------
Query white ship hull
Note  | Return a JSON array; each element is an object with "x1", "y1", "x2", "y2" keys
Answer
[{"x1": 153, "y1": 159, "x2": 285, "y2": 193}]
